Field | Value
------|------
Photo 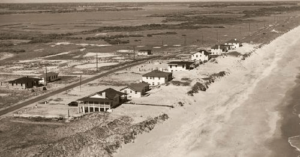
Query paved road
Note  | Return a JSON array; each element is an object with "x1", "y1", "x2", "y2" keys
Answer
[{"x1": 0, "y1": 56, "x2": 161, "y2": 117}]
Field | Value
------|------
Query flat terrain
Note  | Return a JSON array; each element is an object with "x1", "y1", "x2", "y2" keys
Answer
[{"x1": 1, "y1": 2, "x2": 300, "y2": 157}]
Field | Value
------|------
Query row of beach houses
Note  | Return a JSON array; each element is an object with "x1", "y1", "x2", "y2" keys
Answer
[
  {"x1": 1, "y1": 38, "x2": 242, "y2": 114},
  {"x1": 76, "y1": 38, "x2": 242, "y2": 113}
]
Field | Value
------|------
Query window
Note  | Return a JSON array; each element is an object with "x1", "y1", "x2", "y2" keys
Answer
[
  {"x1": 175, "y1": 65, "x2": 177, "y2": 68},
  {"x1": 146, "y1": 77, "x2": 148, "y2": 79},
  {"x1": 130, "y1": 90, "x2": 132, "y2": 93},
  {"x1": 170, "y1": 65, "x2": 172, "y2": 68},
  {"x1": 135, "y1": 91, "x2": 137, "y2": 94}
]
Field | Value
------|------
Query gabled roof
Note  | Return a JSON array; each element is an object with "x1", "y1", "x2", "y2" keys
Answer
[
  {"x1": 78, "y1": 88, "x2": 126, "y2": 102},
  {"x1": 96, "y1": 88, "x2": 127, "y2": 100},
  {"x1": 168, "y1": 61, "x2": 194, "y2": 65},
  {"x1": 8, "y1": 77, "x2": 41, "y2": 84},
  {"x1": 192, "y1": 49, "x2": 210, "y2": 56},
  {"x1": 41, "y1": 72, "x2": 59, "y2": 77},
  {"x1": 142, "y1": 70, "x2": 171, "y2": 77},
  {"x1": 127, "y1": 82, "x2": 149, "y2": 92}
]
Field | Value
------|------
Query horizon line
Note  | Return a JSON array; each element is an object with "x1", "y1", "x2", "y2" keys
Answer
[{"x1": 1, "y1": 0, "x2": 300, "y2": 4}]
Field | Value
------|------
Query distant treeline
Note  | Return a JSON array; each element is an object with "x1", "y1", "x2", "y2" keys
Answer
[
  {"x1": 0, "y1": 3, "x2": 142, "y2": 15},
  {"x1": 84, "y1": 24, "x2": 221, "y2": 34},
  {"x1": 189, "y1": 2, "x2": 298, "y2": 8},
  {"x1": 148, "y1": 11, "x2": 244, "y2": 25},
  {"x1": 147, "y1": 32, "x2": 177, "y2": 37},
  {"x1": 243, "y1": 6, "x2": 300, "y2": 18},
  {"x1": 0, "y1": 48, "x2": 25, "y2": 53},
  {"x1": 0, "y1": 32, "x2": 74, "y2": 44},
  {"x1": 86, "y1": 34, "x2": 143, "y2": 45}
]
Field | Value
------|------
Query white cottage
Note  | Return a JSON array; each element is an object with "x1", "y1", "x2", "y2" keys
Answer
[
  {"x1": 191, "y1": 50, "x2": 210, "y2": 62},
  {"x1": 168, "y1": 61, "x2": 194, "y2": 72},
  {"x1": 77, "y1": 88, "x2": 127, "y2": 113},
  {"x1": 137, "y1": 49, "x2": 152, "y2": 56},
  {"x1": 120, "y1": 82, "x2": 149, "y2": 98},
  {"x1": 210, "y1": 45, "x2": 230, "y2": 55},
  {"x1": 224, "y1": 39, "x2": 242, "y2": 49},
  {"x1": 142, "y1": 70, "x2": 172, "y2": 86},
  {"x1": 39, "y1": 72, "x2": 59, "y2": 85}
]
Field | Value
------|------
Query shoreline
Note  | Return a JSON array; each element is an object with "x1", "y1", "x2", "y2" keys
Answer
[{"x1": 114, "y1": 23, "x2": 300, "y2": 157}]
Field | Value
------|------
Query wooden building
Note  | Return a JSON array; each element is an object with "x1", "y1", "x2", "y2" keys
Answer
[
  {"x1": 7, "y1": 76, "x2": 41, "y2": 89},
  {"x1": 120, "y1": 82, "x2": 149, "y2": 98},
  {"x1": 142, "y1": 70, "x2": 172, "y2": 86},
  {"x1": 167, "y1": 61, "x2": 194, "y2": 72},
  {"x1": 77, "y1": 88, "x2": 127, "y2": 113}
]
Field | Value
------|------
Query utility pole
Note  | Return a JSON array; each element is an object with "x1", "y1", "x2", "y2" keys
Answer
[
  {"x1": 248, "y1": 23, "x2": 251, "y2": 33},
  {"x1": 80, "y1": 74, "x2": 82, "y2": 91},
  {"x1": 96, "y1": 52, "x2": 98, "y2": 72},
  {"x1": 133, "y1": 46, "x2": 135, "y2": 60},
  {"x1": 216, "y1": 30, "x2": 219, "y2": 44},
  {"x1": 45, "y1": 65, "x2": 47, "y2": 86},
  {"x1": 182, "y1": 34, "x2": 186, "y2": 46}
]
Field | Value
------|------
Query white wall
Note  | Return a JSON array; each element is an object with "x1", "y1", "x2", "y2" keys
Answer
[
  {"x1": 168, "y1": 64, "x2": 187, "y2": 72},
  {"x1": 191, "y1": 52, "x2": 209, "y2": 61},
  {"x1": 121, "y1": 88, "x2": 142, "y2": 98},
  {"x1": 211, "y1": 49, "x2": 223, "y2": 55},
  {"x1": 224, "y1": 43, "x2": 240, "y2": 49},
  {"x1": 142, "y1": 76, "x2": 166, "y2": 86}
]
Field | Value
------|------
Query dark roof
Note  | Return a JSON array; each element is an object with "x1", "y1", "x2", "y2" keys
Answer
[
  {"x1": 8, "y1": 77, "x2": 41, "y2": 84},
  {"x1": 193, "y1": 49, "x2": 210, "y2": 55},
  {"x1": 77, "y1": 97, "x2": 112, "y2": 103},
  {"x1": 138, "y1": 49, "x2": 152, "y2": 52},
  {"x1": 209, "y1": 54, "x2": 219, "y2": 58},
  {"x1": 97, "y1": 88, "x2": 126, "y2": 100},
  {"x1": 142, "y1": 70, "x2": 171, "y2": 77},
  {"x1": 226, "y1": 39, "x2": 240, "y2": 44},
  {"x1": 211, "y1": 45, "x2": 229, "y2": 50},
  {"x1": 41, "y1": 72, "x2": 59, "y2": 77},
  {"x1": 127, "y1": 82, "x2": 149, "y2": 92},
  {"x1": 168, "y1": 61, "x2": 194, "y2": 65},
  {"x1": 78, "y1": 88, "x2": 126, "y2": 102}
]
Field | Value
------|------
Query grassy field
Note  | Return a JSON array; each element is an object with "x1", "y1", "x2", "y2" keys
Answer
[{"x1": 1, "y1": 2, "x2": 300, "y2": 156}]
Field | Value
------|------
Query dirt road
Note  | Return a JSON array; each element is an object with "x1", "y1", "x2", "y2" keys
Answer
[{"x1": 0, "y1": 56, "x2": 160, "y2": 117}]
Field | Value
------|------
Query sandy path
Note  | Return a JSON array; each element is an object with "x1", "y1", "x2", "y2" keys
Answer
[{"x1": 115, "y1": 25, "x2": 300, "y2": 157}]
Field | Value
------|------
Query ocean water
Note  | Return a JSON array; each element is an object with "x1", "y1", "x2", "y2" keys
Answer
[
  {"x1": 287, "y1": 76, "x2": 300, "y2": 156},
  {"x1": 270, "y1": 74, "x2": 300, "y2": 157}
]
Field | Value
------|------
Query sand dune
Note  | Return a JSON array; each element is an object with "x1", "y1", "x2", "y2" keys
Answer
[{"x1": 114, "y1": 24, "x2": 300, "y2": 157}]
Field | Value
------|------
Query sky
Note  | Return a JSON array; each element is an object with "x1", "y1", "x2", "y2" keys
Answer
[{"x1": 0, "y1": 0, "x2": 294, "y2": 3}]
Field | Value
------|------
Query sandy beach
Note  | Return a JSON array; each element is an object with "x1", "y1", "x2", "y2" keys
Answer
[{"x1": 114, "y1": 25, "x2": 300, "y2": 157}]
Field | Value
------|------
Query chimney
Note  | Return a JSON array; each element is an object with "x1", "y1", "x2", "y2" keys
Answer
[{"x1": 102, "y1": 92, "x2": 106, "y2": 98}]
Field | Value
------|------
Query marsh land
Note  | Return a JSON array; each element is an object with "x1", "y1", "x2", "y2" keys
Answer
[{"x1": 1, "y1": 2, "x2": 300, "y2": 157}]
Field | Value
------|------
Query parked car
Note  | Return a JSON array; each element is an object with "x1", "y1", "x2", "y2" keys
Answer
[{"x1": 68, "y1": 101, "x2": 78, "y2": 107}]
